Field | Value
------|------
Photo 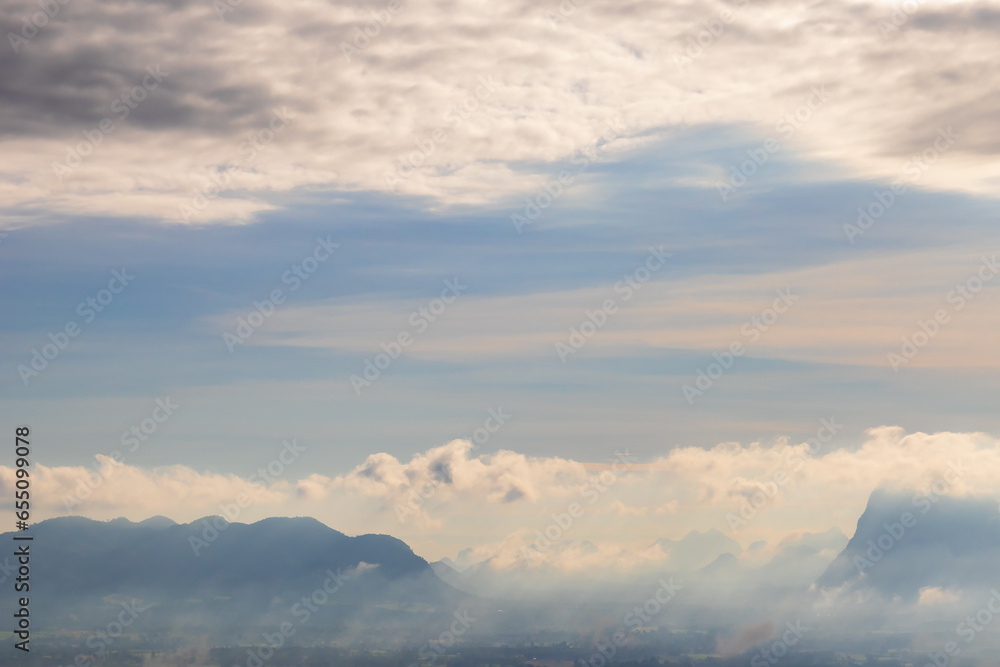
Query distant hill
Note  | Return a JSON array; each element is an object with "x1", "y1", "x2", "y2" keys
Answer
[
  {"x1": 1, "y1": 515, "x2": 465, "y2": 643},
  {"x1": 650, "y1": 528, "x2": 744, "y2": 571}
]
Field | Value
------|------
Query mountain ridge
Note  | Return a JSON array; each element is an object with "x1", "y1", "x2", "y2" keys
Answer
[{"x1": 0, "y1": 513, "x2": 467, "y2": 641}]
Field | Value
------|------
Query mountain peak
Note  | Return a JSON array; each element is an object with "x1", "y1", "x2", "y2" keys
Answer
[{"x1": 816, "y1": 489, "x2": 1000, "y2": 600}]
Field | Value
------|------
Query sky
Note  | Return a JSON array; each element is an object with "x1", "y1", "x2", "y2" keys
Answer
[{"x1": 1, "y1": 0, "x2": 999, "y2": 565}]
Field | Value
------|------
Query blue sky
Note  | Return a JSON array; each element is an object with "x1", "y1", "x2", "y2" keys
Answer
[
  {"x1": 2, "y1": 0, "x2": 999, "y2": 563},
  {"x1": 3, "y1": 129, "x2": 999, "y2": 478}
]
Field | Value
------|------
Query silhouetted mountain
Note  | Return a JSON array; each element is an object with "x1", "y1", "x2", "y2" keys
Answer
[
  {"x1": 430, "y1": 559, "x2": 466, "y2": 589},
  {"x1": 650, "y1": 528, "x2": 744, "y2": 571},
  {"x1": 816, "y1": 489, "x2": 1000, "y2": 600},
  {"x1": 751, "y1": 528, "x2": 847, "y2": 585},
  {"x1": 699, "y1": 551, "x2": 739, "y2": 577},
  {"x1": 1, "y1": 515, "x2": 465, "y2": 642}
]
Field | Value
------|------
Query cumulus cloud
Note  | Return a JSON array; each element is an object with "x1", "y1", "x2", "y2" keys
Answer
[
  {"x1": 0, "y1": 453, "x2": 294, "y2": 519},
  {"x1": 609, "y1": 500, "x2": 649, "y2": 516},
  {"x1": 2, "y1": 0, "x2": 999, "y2": 222},
  {"x1": 4, "y1": 427, "x2": 1000, "y2": 567},
  {"x1": 296, "y1": 473, "x2": 332, "y2": 500},
  {"x1": 918, "y1": 586, "x2": 962, "y2": 605},
  {"x1": 333, "y1": 439, "x2": 589, "y2": 523}
]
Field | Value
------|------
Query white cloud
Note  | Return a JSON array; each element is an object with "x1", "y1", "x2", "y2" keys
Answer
[
  {"x1": 2, "y1": 0, "x2": 999, "y2": 222},
  {"x1": 5, "y1": 426, "x2": 1000, "y2": 566},
  {"x1": 918, "y1": 586, "x2": 962, "y2": 605}
]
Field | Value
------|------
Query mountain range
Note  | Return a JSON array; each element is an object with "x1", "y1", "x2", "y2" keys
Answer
[
  {"x1": 1, "y1": 514, "x2": 465, "y2": 645},
  {"x1": 8, "y1": 489, "x2": 1000, "y2": 644}
]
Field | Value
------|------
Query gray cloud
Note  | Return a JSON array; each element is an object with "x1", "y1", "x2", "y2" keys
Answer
[{"x1": 1, "y1": 0, "x2": 999, "y2": 222}]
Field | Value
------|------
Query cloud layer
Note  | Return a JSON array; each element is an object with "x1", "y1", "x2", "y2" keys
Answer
[
  {"x1": 6, "y1": 426, "x2": 998, "y2": 565},
  {"x1": 2, "y1": 0, "x2": 999, "y2": 222}
]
